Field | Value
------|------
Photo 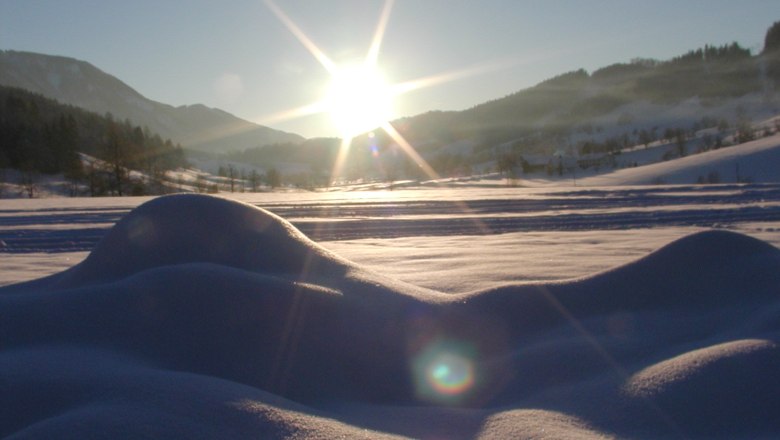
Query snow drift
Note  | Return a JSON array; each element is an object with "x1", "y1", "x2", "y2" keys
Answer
[{"x1": 2, "y1": 194, "x2": 779, "y2": 438}]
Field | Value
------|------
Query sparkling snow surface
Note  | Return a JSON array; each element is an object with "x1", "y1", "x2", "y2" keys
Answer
[{"x1": 1, "y1": 185, "x2": 780, "y2": 439}]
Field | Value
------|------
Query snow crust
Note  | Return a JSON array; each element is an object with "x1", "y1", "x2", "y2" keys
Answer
[{"x1": 2, "y1": 193, "x2": 779, "y2": 438}]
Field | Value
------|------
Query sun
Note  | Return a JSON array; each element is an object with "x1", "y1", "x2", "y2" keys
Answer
[
  {"x1": 324, "y1": 62, "x2": 396, "y2": 139},
  {"x1": 263, "y1": 0, "x2": 506, "y2": 144},
  {"x1": 262, "y1": 0, "x2": 484, "y2": 181},
  {"x1": 263, "y1": 0, "x2": 399, "y2": 141}
]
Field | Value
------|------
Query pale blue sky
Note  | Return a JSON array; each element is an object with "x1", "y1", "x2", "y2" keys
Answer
[{"x1": 2, "y1": 0, "x2": 779, "y2": 138}]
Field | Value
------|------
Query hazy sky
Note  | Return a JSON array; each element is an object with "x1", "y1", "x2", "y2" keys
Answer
[{"x1": 2, "y1": 0, "x2": 780, "y2": 138}]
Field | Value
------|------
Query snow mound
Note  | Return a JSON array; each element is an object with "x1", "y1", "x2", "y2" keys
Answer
[
  {"x1": 50, "y1": 193, "x2": 350, "y2": 288},
  {"x1": 2, "y1": 194, "x2": 779, "y2": 438}
]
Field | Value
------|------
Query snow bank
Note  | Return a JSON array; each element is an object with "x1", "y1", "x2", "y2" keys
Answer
[
  {"x1": 2, "y1": 194, "x2": 779, "y2": 438},
  {"x1": 581, "y1": 133, "x2": 780, "y2": 186}
]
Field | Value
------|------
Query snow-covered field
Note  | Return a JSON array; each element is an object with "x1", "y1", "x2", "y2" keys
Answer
[
  {"x1": 2, "y1": 136, "x2": 780, "y2": 438},
  {"x1": 3, "y1": 183, "x2": 780, "y2": 289}
]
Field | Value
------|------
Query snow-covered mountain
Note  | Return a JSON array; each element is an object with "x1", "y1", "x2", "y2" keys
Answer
[{"x1": 0, "y1": 50, "x2": 304, "y2": 153}]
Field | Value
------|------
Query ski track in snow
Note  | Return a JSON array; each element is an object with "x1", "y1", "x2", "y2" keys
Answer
[{"x1": 2, "y1": 184, "x2": 780, "y2": 253}]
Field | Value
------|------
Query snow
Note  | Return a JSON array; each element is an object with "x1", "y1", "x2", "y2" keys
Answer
[
  {"x1": 579, "y1": 133, "x2": 780, "y2": 186},
  {"x1": 322, "y1": 227, "x2": 780, "y2": 293},
  {"x1": 1, "y1": 187, "x2": 780, "y2": 438},
  {"x1": 2, "y1": 130, "x2": 780, "y2": 438}
]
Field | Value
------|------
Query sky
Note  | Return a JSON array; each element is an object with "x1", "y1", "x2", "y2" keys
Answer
[{"x1": 2, "y1": 0, "x2": 780, "y2": 139}]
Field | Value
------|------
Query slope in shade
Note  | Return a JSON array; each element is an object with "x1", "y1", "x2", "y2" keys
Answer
[
  {"x1": 0, "y1": 50, "x2": 305, "y2": 153},
  {"x1": 1, "y1": 194, "x2": 779, "y2": 439}
]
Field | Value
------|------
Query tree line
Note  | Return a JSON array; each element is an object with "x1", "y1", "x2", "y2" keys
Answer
[{"x1": 0, "y1": 85, "x2": 186, "y2": 196}]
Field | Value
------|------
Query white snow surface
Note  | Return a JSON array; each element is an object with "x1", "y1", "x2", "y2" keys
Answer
[
  {"x1": 579, "y1": 133, "x2": 780, "y2": 186},
  {"x1": 2, "y1": 138, "x2": 780, "y2": 438},
  {"x1": 1, "y1": 185, "x2": 780, "y2": 438}
]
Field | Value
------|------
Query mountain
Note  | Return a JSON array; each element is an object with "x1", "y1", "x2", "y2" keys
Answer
[
  {"x1": 4, "y1": 21, "x2": 780, "y2": 184},
  {"x1": 390, "y1": 42, "x2": 777, "y2": 151},
  {"x1": 0, "y1": 50, "x2": 304, "y2": 154}
]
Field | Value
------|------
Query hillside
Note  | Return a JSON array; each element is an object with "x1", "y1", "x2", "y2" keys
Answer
[
  {"x1": 0, "y1": 85, "x2": 188, "y2": 196},
  {"x1": 391, "y1": 42, "x2": 771, "y2": 145},
  {"x1": 0, "y1": 50, "x2": 304, "y2": 154},
  {"x1": 578, "y1": 128, "x2": 780, "y2": 186}
]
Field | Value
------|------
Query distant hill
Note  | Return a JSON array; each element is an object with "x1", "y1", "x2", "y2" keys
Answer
[
  {"x1": 389, "y1": 41, "x2": 776, "y2": 150},
  {"x1": 0, "y1": 50, "x2": 304, "y2": 154}
]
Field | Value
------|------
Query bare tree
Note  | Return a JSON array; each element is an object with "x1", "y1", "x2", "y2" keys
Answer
[
  {"x1": 19, "y1": 168, "x2": 37, "y2": 198},
  {"x1": 104, "y1": 121, "x2": 128, "y2": 196},
  {"x1": 674, "y1": 128, "x2": 687, "y2": 157}
]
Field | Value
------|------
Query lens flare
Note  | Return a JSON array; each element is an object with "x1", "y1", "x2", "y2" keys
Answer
[
  {"x1": 427, "y1": 352, "x2": 475, "y2": 395},
  {"x1": 411, "y1": 339, "x2": 478, "y2": 405}
]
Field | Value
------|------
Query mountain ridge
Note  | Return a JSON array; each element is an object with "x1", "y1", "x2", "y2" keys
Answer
[
  {"x1": 3, "y1": 21, "x2": 780, "y2": 184},
  {"x1": 0, "y1": 50, "x2": 304, "y2": 154}
]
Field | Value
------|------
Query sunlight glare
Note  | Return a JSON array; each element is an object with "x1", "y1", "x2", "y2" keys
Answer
[
  {"x1": 325, "y1": 63, "x2": 395, "y2": 139},
  {"x1": 262, "y1": 0, "x2": 510, "y2": 189},
  {"x1": 381, "y1": 122, "x2": 439, "y2": 180},
  {"x1": 263, "y1": 0, "x2": 336, "y2": 73}
]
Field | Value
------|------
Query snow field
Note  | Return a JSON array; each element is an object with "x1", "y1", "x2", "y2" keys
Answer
[{"x1": 1, "y1": 193, "x2": 779, "y2": 438}]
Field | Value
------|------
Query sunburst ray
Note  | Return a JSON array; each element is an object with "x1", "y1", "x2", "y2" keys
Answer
[
  {"x1": 261, "y1": 0, "x2": 510, "y2": 188},
  {"x1": 263, "y1": 0, "x2": 336, "y2": 73}
]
